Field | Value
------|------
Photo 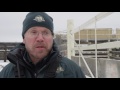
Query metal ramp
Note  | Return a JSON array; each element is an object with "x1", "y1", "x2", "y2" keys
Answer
[{"x1": 74, "y1": 41, "x2": 120, "y2": 51}]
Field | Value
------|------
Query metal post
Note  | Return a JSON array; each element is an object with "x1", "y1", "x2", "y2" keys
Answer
[
  {"x1": 95, "y1": 17, "x2": 98, "y2": 78},
  {"x1": 67, "y1": 19, "x2": 75, "y2": 59},
  {"x1": 79, "y1": 29, "x2": 81, "y2": 66}
]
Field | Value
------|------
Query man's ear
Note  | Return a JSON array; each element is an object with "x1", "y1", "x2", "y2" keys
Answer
[{"x1": 23, "y1": 39, "x2": 25, "y2": 44}]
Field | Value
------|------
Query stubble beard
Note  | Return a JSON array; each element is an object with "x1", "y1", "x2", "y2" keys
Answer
[{"x1": 29, "y1": 47, "x2": 51, "y2": 64}]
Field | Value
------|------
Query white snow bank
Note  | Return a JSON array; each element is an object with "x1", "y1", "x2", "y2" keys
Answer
[{"x1": 0, "y1": 60, "x2": 10, "y2": 71}]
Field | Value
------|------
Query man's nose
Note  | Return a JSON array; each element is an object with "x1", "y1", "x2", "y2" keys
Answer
[{"x1": 36, "y1": 33, "x2": 44, "y2": 42}]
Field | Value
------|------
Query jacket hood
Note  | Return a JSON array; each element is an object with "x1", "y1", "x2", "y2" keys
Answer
[
  {"x1": 7, "y1": 41, "x2": 59, "y2": 66},
  {"x1": 7, "y1": 43, "x2": 26, "y2": 66}
]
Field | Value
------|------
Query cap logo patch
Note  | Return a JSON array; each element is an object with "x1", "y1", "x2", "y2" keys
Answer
[{"x1": 33, "y1": 15, "x2": 45, "y2": 22}]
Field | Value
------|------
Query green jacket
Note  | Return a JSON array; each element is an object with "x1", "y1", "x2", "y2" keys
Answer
[{"x1": 0, "y1": 43, "x2": 86, "y2": 78}]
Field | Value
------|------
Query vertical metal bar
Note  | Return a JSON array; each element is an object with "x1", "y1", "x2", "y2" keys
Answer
[
  {"x1": 79, "y1": 29, "x2": 81, "y2": 66},
  {"x1": 95, "y1": 17, "x2": 98, "y2": 78}
]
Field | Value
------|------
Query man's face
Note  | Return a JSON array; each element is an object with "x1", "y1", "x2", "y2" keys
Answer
[{"x1": 23, "y1": 26, "x2": 53, "y2": 63}]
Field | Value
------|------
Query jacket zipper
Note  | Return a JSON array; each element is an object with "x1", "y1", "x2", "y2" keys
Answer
[
  {"x1": 33, "y1": 65, "x2": 47, "y2": 78},
  {"x1": 34, "y1": 73, "x2": 37, "y2": 78}
]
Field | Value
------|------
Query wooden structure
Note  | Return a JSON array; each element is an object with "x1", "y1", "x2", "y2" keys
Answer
[{"x1": 0, "y1": 42, "x2": 20, "y2": 62}]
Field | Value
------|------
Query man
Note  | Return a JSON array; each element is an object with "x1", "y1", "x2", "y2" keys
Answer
[{"x1": 0, "y1": 12, "x2": 86, "y2": 78}]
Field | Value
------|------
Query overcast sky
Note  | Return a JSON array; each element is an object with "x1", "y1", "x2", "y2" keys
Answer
[{"x1": 0, "y1": 12, "x2": 120, "y2": 42}]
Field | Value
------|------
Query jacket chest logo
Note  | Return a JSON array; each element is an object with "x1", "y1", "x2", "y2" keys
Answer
[{"x1": 56, "y1": 66, "x2": 64, "y2": 73}]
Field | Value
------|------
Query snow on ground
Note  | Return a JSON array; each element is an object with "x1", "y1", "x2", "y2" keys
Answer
[
  {"x1": 0, "y1": 60, "x2": 10, "y2": 71},
  {"x1": 85, "y1": 75, "x2": 92, "y2": 78}
]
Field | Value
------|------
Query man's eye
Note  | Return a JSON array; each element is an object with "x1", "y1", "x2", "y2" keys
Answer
[
  {"x1": 42, "y1": 32, "x2": 48, "y2": 35},
  {"x1": 31, "y1": 31, "x2": 37, "y2": 34}
]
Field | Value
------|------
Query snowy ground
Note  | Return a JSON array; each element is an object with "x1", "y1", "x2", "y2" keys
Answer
[{"x1": 0, "y1": 60, "x2": 10, "y2": 71}]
